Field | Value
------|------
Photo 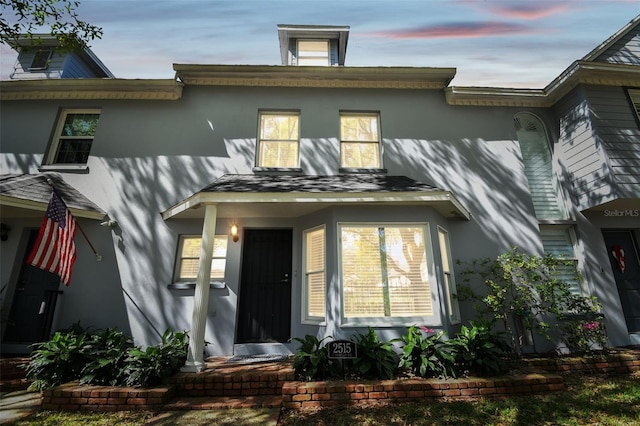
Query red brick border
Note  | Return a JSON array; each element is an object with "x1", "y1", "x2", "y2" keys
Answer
[
  {"x1": 282, "y1": 374, "x2": 564, "y2": 409},
  {"x1": 518, "y1": 350, "x2": 640, "y2": 375},
  {"x1": 41, "y1": 382, "x2": 175, "y2": 411}
]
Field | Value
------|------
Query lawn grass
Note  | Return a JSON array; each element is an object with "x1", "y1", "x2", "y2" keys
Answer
[{"x1": 5, "y1": 374, "x2": 640, "y2": 426}]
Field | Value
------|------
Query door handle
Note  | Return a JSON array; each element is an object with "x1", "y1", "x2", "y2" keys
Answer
[{"x1": 281, "y1": 274, "x2": 289, "y2": 283}]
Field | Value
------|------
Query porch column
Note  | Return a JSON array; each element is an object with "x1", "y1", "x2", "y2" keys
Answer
[{"x1": 181, "y1": 203, "x2": 217, "y2": 372}]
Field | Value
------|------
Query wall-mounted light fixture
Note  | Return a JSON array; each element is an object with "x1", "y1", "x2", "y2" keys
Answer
[
  {"x1": 230, "y1": 223, "x2": 239, "y2": 243},
  {"x1": 0, "y1": 223, "x2": 10, "y2": 241}
]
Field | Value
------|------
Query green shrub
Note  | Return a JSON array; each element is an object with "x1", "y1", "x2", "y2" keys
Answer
[
  {"x1": 80, "y1": 327, "x2": 133, "y2": 385},
  {"x1": 291, "y1": 335, "x2": 337, "y2": 381},
  {"x1": 558, "y1": 314, "x2": 608, "y2": 354},
  {"x1": 351, "y1": 327, "x2": 398, "y2": 379},
  {"x1": 449, "y1": 321, "x2": 511, "y2": 376},
  {"x1": 122, "y1": 329, "x2": 188, "y2": 387},
  {"x1": 397, "y1": 325, "x2": 456, "y2": 378},
  {"x1": 26, "y1": 326, "x2": 89, "y2": 391}
]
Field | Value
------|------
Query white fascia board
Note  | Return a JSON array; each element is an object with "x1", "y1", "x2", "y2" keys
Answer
[
  {"x1": 0, "y1": 195, "x2": 106, "y2": 220},
  {"x1": 161, "y1": 191, "x2": 470, "y2": 220}
]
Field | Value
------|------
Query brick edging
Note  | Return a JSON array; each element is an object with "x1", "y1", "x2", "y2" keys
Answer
[
  {"x1": 282, "y1": 374, "x2": 564, "y2": 409},
  {"x1": 517, "y1": 351, "x2": 640, "y2": 374},
  {"x1": 42, "y1": 382, "x2": 175, "y2": 411}
]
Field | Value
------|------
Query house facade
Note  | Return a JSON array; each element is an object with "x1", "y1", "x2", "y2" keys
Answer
[{"x1": 1, "y1": 21, "x2": 639, "y2": 369}]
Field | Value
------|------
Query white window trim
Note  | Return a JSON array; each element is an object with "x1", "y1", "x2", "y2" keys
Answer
[
  {"x1": 339, "y1": 112, "x2": 383, "y2": 170},
  {"x1": 29, "y1": 49, "x2": 53, "y2": 70},
  {"x1": 302, "y1": 225, "x2": 326, "y2": 325},
  {"x1": 45, "y1": 109, "x2": 101, "y2": 166},
  {"x1": 338, "y1": 222, "x2": 439, "y2": 327},
  {"x1": 438, "y1": 226, "x2": 461, "y2": 325},
  {"x1": 174, "y1": 234, "x2": 228, "y2": 284},
  {"x1": 256, "y1": 111, "x2": 300, "y2": 169}
]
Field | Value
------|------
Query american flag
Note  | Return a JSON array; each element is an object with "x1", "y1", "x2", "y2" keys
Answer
[{"x1": 27, "y1": 191, "x2": 78, "y2": 286}]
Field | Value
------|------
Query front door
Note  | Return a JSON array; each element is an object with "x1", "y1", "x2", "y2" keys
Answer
[
  {"x1": 602, "y1": 230, "x2": 640, "y2": 334},
  {"x1": 236, "y1": 229, "x2": 292, "y2": 343},
  {"x1": 3, "y1": 230, "x2": 61, "y2": 347}
]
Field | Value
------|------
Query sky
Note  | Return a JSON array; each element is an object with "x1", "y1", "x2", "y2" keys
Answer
[{"x1": 1, "y1": 0, "x2": 638, "y2": 88}]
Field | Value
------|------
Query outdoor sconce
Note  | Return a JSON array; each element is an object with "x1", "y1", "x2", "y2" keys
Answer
[
  {"x1": 230, "y1": 223, "x2": 239, "y2": 243},
  {"x1": 0, "y1": 223, "x2": 10, "y2": 241}
]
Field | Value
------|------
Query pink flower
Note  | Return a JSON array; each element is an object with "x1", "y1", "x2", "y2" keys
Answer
[
  {"x1": 583, "y1": 321, "x2": 599, "y2": 331},
  {"x1": 419, "y1": 326, "x2": 434, "y2": 334}
]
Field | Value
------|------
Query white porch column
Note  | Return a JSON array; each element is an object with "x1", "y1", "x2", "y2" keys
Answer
[{"x1": 181, "y1": 203, "x2": 217, "y2": 372}]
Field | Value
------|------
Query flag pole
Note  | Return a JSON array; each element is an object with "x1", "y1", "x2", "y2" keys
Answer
[{"x1": 46, "y1": 178, "x2": 101, "y2": 260}]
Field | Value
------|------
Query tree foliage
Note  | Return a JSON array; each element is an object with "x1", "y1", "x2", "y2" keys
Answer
[{"x1": 0, "y1": 0, "x2": 102, "y2": 51}]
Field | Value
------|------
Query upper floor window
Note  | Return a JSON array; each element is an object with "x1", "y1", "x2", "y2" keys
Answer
[
  {"x1": 175, "y1": 235, "x2": 228, "y2": 282},
  {"x1": 297, "y1": 40, "x2": 329, "y2": 66},
  {"x1": 29, "y1": 49, "x2": 53, "y2": 70},
  {"x1": 340, "y1": 224, "x2": 434, "y2": 324},
  {"x1": 257, "y1": 112, "x2": 300, "y2": 168},
  {"x1": 514, "y1": 112, "x2": 566, "y2": 220},
  {"x1": 45, "y1": 109, "x2": 100, "y2": 166},
  {"x1": 340, "y1": 113, "x2": 382, "y2": 169},
  {"x1": 629, "y1": 89, "x2": 640, "y2": 125}
]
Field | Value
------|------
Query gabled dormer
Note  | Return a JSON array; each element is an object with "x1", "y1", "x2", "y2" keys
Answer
[
  {"x1": 277, "y1": 24, "x2": 349, "y2": 66},
  {"x1": 8, "y1": 34, "x2": 114, "y2": 80}
]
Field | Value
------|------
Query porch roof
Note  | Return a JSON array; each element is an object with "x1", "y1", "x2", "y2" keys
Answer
[
  {"x1": 162, "y1": 174, "x2": 470, "y2": 220},
  {"x1": 0, "y1": 173, "x2": 106, "y2": 220}
]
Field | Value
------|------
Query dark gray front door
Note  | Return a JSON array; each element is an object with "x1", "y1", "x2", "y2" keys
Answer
[
  {"x1": 3, "y1": 230, "x2": 61, "y2": 345},
  {"x1": 236, "y1": 229, "x2": 292, "y2": 343},
  {"x1": 602, "y1": 230, "x2": 640, "y2": 334}
]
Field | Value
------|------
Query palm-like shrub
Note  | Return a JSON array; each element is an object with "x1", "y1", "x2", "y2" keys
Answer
[{"x1": 398, "y1": 326, "x2": 456, "y2": 378}]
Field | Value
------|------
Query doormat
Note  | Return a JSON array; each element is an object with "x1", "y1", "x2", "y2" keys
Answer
[{"x1": 225, "y1": 354, "x2": 290, "y2": 364}]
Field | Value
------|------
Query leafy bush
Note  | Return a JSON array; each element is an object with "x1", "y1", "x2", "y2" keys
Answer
[
  {"x1": 449, "y1": 321, "x2": 511, "y2": 376},
  {"x1": 80, "y1": 327, "x2": 133, "y2": 385},
  {"x1": 122, "y1": 329, "x2": 188, "y2": 387},
  {"x1": 397, "y1": 325, "x2": 456, "y2": 378},
  {"x1": 26, "y1": 326, "x2": 89, "y2": 391},
  {"x1": 457, "y1": 247, "x2": 604, "y2": 354},
  {"x1": 26, "y1": 326, "x2": 187, "y2": 390},
  {"x1": 351, "y1": 327, "x2": 398, "y2": 379},
  {"x1": 291, "y1": 335, "x2": 337, "y2": 381},
  {"x1": 558, "y1": 314, "x2": 608, "y2": 354}
]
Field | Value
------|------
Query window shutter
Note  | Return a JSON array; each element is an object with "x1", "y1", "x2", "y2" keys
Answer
[
  {"x1": 540, "y1": 227, "x2": 582, "y2": 296},
  {"x1": 514, "y1": 113, "x2": 565, "y2": 219}
]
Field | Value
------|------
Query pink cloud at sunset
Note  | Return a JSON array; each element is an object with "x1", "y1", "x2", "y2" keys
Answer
[{"x1": 367, "y1": 22, "x2": 539, "y2": 40}]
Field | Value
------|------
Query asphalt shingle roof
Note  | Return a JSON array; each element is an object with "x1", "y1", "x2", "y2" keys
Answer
[{"x1": 0, "y1": 173, "x2": 105, "y2": 215}]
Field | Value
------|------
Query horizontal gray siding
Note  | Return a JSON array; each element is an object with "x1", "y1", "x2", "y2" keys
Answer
[
  {"x1": 594, "y1": 23, "x2": 640, "y2": 65},
  {"x1": 586, "y1": 85, "x2": 640, "y2": 196},
  {"x1": 556, "y1": 87, "x2": 613, "y2": 209}
]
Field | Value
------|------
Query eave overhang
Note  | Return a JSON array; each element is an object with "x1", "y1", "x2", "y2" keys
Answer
[
  {"x1": 0, "y1": 195, "x2": 105, "y2": 220},
  {"x1": 173, "y1": 64, "x2": 456, "y2": 89},
  {"x1": 0, "y1": 78, "x2": 184, "y2": 100},
  {"x1": 446, "y1": 61, "x2": 640, "y2": 107},
  {"x1": 162, "y1": 190, "x2": 470, "y2": 221}
]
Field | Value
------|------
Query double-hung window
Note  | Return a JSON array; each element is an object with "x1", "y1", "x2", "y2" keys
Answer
[
  {"x1": 45, "y1": 109, "x2": 100, "y2": 166},
  {"x1": 340, "y1": 224, "x2": 434, "y2": 324},
  {"x1": 257, "y1": 112, "x2": 300, "y2": 168},
  {"x1": 340, "y1": 113, "x2": 382, "y2": 169},
  {"x1": 175, "y1": 235, "x2": 228, "y2": 282},
  {"x1": 303, "y1": 226, "x2": 326, "y2": 323},
  {"x1": 297, "y1": 40, "x2": 329, "y2": 66}
]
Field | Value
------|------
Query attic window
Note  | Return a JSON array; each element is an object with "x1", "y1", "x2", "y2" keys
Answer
[
  {"x1": 29, "y1": 49, "x2": 53, "y2": 70},
  {"x1": 297, "y1": 40, "x2": 329, "y2": 66}
]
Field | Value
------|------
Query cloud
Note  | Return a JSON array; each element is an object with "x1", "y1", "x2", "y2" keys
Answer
[
  {"x1": 367, "y1": 22, "x2": 537, "y2": 40},
  {"x1": 487, "y1": 3, "x2": 569, "y2": 20}
]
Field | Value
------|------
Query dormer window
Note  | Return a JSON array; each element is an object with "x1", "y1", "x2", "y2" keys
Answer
[
  {"x1": 297, "y1": 40, "x2": 329, "y2": 66},
  {"x1": 29, "y1": 49, "x2": 53, "y2": 70}
]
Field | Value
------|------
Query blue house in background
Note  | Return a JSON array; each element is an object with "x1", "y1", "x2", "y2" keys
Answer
[{"x1": 1, "y1": 18, "x2": 639, "y2": 371}]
